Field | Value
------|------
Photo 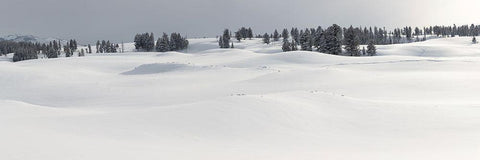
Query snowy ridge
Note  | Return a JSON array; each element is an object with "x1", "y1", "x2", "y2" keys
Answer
[
  {"x1": 1, "y1": 37, "x2": 480, "y2": 160},
  {"x1": 0, "y1": 34, "x2": 66, "y2": 44}
]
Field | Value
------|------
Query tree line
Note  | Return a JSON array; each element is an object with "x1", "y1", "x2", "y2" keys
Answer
[
  {"x1": 0, "y1": 39, "x2": 79, "y2": 62},
  {"x1": 219, "y1": 23, "x2": 480, "y2": 57},
  {"x1": 134, "y1": 32, "x2": 189, "y2": 52}
]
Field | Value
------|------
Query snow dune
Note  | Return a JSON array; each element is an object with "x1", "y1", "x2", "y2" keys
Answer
[{"x1": 1, "y1": 37, "x2": 480, "y2": 160}]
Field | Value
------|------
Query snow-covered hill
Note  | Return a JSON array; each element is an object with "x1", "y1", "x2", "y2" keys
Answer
[
  {"x1": 0, "y1": 34, "x2": 65, "y2": 44},
  {"x1": 1, "y1": 37, "x2": 480, "y2": 160}
]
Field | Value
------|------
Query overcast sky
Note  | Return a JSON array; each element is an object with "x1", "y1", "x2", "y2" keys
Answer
[{"x1": 1, "y1": 0, "x2": 480, "y2": 44}]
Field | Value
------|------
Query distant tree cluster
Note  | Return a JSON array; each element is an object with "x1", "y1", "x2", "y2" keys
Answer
[
  {"x1": 134, "y1": 33, "x2": 155, "y2": 51},
  {"x1": 135, "y1": 32, "x2": 188, "y2": 52},
  {"x1": 221, "y1": 27, "x2": 254, "y2": 48},
  {"x1": 234, "y1": 27, "x2": 253, "y2": 42},
  {"x1": 12, "y1": 43, "x2": 38, "y2": 62},
  {"x1": 155, "y1": 32, "x2": 189, "y2": 52},
  {"x1": 0, "y1": 39, "x2": 80, "y2": 62},
  {"x1": 273, "y1": 23, "x2": 480, "y2": 56},
  {"x1": 63, "y1": 39, "x2": 78, "y2": 57},
  {"x1": 0, "y1": 40, "x2": 60, "y2": 59},
  {"x1": 96, "y1": 40, "x2": 119, "y2": 53},
  {"x1": 263, "y1": 23, "x2": 480, "y2": 56}
]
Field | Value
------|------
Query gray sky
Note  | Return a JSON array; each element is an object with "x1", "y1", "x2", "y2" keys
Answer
[{"x1": 1, "y1": 0, "x2": 479, "y2": 44}]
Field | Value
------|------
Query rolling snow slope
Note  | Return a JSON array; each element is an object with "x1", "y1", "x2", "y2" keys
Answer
[{"x1": 1, "y1": 37, "x2": 480, "y2": 160}]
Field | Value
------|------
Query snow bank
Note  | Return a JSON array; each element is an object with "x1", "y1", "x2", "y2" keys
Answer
[{"x1": 1, "y1": 37, "x2": 480, "y2": 160}]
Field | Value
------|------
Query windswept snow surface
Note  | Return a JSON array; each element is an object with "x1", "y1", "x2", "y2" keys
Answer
[{"x1": 1, "y1": 37, "x2": 480, "y2": 160}]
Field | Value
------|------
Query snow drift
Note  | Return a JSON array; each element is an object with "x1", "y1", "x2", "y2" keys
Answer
[{"x1": 1, "y1": 37, "x2": 480, "y2": 160}]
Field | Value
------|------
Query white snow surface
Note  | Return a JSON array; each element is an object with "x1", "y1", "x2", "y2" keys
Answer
[{"x1": 1, "y1": 37, "x2": 480, "y2": 160}]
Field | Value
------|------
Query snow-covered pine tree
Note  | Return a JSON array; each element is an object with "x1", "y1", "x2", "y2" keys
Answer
[
  {"x1": 156, "y1": 33, "x2": 170, "y2": 52},
  {"x1": 87, "y1": 44, "x2": 92, "y2": 53},
  {"x1": 299, "y1": 29, "x2": 312, "y2": 51},
  {"x1": 147, "y1": 33, "x2": 155, "y2": 51},
  {"x1": 282, "y1": 40, "x2": 291, "y2": 52},
  {"x1": 312, "y1": 26, "x2": 322, "y2": 48},
  {"x1": 291, "y1": 28, "x2": 300, "y2": 44},
  {"x1": 263, "y1": 33, "x2": 270, "y2": 44},
  {"x1": 324, "y1": 24, "x2": 343, "y2": 55},
  {"x1": 221, "y1": 29, "x2": 231, "y2": 48},
  {"x1": 79, "y1": 49, "x2": 85, "y2": 57},
  {"x1": 344, "y1": 26, "x2": 360, "y2": 56},
  {"x1": 170, "y1": 33, "x2": 178, "y2": 50},
  {"x1": 96, "y1": 40, "x2": 100, "y2": 53},
  {"x1": 219, "y1": 36, "x2": 224, "y2": 48},
  {"x1": 367, "y1": 40, "x2": 376, "y2": 56},
  {"x1": 273, "y1": 29, "x2": 280, "y2": 41},
  {"x1": 235, "y1": 31, "x2": 242, "y2": 42},
  {"x1": 291, "y1": 40, "x2": 298, "y2": 51},
  {"x1": 282, "y1": 29, "x2": 289, "y2": 41},
  {"x1": 247, "y1": 28, "x2": 253, "y2": 40}
]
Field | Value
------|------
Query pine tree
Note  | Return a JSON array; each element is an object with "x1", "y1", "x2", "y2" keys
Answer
[
  {"x1": 235, "y1": 31, "x2": 242, "y2": 42},
  {"x1": 273, "y1": 29, "x2": 280, "y2": 41},
  {"x1": 282, "y1": 40, "x2": 291, "y2": 52},
  {"x1": 219, "y1": 36, "x2": 224, "y2": 48},
  {"x1": 263, "y1": 33, "x2": 270, "y2": 44},
  {"x1": 282, "y1": 29, "x2": 289, "y2": 41},
  {"x1": 156, "y1": 33, "x2": 170, "y2": 52},
  {"x1": 299, "y1": 29, "x2": 312, "y2": 51},
  {"x1": 367, "y1": 40, "x2": 376, "y2": 56},
  {"x1": 344, "y1": 26, "x2": 360, "y2": 56},
  {"x1": 473, "y1": 36, "x2": 477, "y2": 44},
  {"x1": 87, "y1": 44, "x2": 92, "y2": 53},
  {"x1": 79, "y1": 49, "x2": 85, "y2": 57},
  {"x1": 323, "y1": 24, "x2": 343, "y2": 55},
  {"x1": 147, "y1": 33, "x2": 155, "y2": 51},
  {"x1": 291, "y1": 28, "x2": 300, "y2": 44},
  {"x1": 247, "y1": 28, "x2": 253, "y2": 40},
  {"x1": 291, "y1": 40, "x2": 298, "y2": 51},
  {"x1": 96, "y1": 41, "x2": 100, "y2": 53},
  {"x1": 312, "y1": 26, "x2": 323, "y2": 49},
  {"x1": 220, "y1": 29, "x2": 231, "y2": 48}
]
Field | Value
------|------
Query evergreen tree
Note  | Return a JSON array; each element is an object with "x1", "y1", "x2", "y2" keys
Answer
[
  {"x1": 473, "y1": 36, "x2": 477, "y2": 44},
  {"x1": 156, "y1": 33, "x2": 170, "y2": 52},
  {"x1": 282, "y1": 29, "x2": 289, "y2": 41},
  {"x1": 323, "y1": 24, "x2": 343, "y2": 55},
  {"x1": 235, "y1": 31, "x2": 242, "y2": 42},
  {"x1": 312, "y1": 26, "x2": 323, "y2": 49},
  {"x1": 299, "y1": 29, "x2": 312, "y2": 51},
  {"x1": 282, "y1": 40, "x2": 291, "y2": 52},
  {"x1": 367, "y1": 40, "x2": 376, "y2": 56},
  {"x1": 344, "y1": 26, "x2": 360, "y2": 56},
  {"x1": 220, "y1": 29, "x2": 231, "y2": 48},
  {"x1": 87, "y1": 44, "x2": 92, "y2": 53},
  {"x1": 273, "y1": 29, "x2": 280, "y2": 41},
  {"x1": 291, "y1": 28, "x2": 300, "y2": 43},
  {"x1": 96, "y1": 41, "x2": 100, "y2": 53},
  {"x1": 247, "y1": 28, "x2": 253, "y2": 39},
  {"x1": 263, "y1": 33, "x2": 270, "y2": 44},
  {"x1": 291, "y1": 40, "x2": 298, "y2": 51},
  {"x1": 146, "y1": 33, "x2": 155, "y2": 51},
  {"x1": 79, "y1": 49, "x2": 85, "y2": 57}
]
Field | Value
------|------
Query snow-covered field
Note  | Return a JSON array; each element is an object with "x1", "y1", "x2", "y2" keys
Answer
[{"x1": 1, "y1": 37, "x2": 480, "y2": 160}]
